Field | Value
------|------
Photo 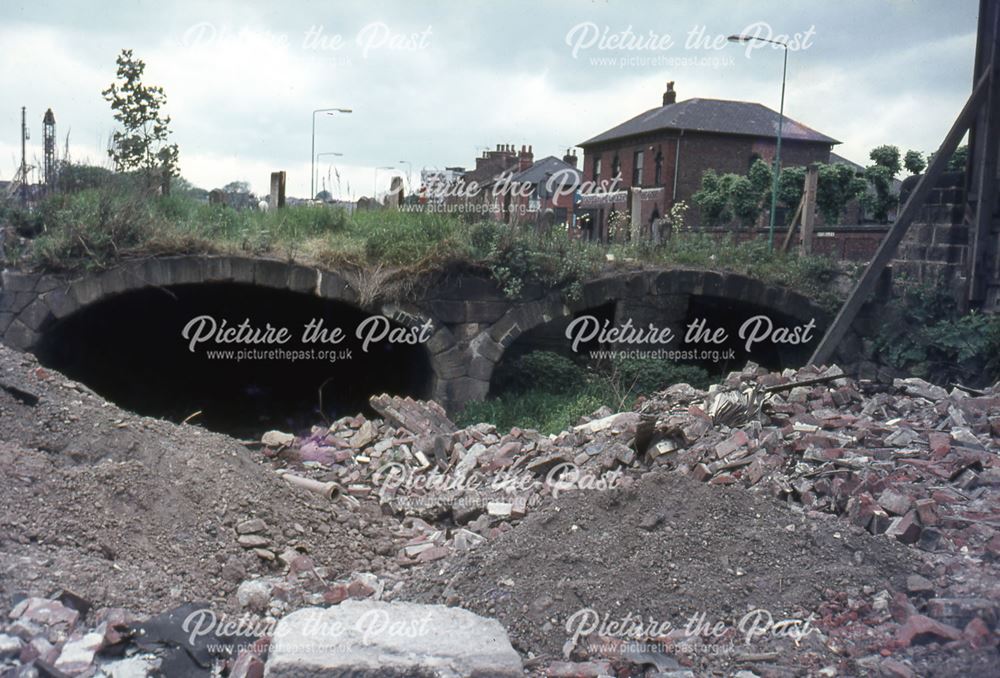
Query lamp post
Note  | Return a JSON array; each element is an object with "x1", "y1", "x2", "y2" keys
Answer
[
  {"x1": 373, "y1": 166, "x2": 394, "y2": 201},
  {"x1": 315, "y1": 152, "x2": 343, "y2": 199},
  {"x1": 399, "y1": 160, "x2": 412, "y2": 195},
  {"x1": 728, "y1": 34, "x2": 788, "y2": 251},
  {"x1": 311, "y1": 107, "x2": 351, "y2": 199}
]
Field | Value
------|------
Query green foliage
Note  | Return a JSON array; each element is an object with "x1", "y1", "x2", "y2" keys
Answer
[
  {"x1": 55, "y1": 163, "x2": 117, "y2": 193},
  {"x1": 747, "y1": 158, "x2": 773, "y2": 196},
  {"x1": 693, "y1": 161, "x2": 771, "y2": 229},
  {"x1": 459, "y1": 350, "x2": 711, "y2": 434},
  {"x1": 692, "y1": 171, "x2": 732, "y2": 227},
  {"x1": 729, "y1": 175, "x2": 763, "y2": 228},
  {"x1": 873, "y1": 284, "x2": 1000, "y2": 386},
  {"x1": 30, "y1": 188, "x2": 156, "y2": 270},
  {"x1": 102, "y1": 49, "x2": 179, "y2": 186},
  {"x1": 491, "y1": 351, "x2": 588, "y2": 395},
  {"x1": 485, "y1": 227, "x2": 600, "y2": 300},
  {"x1": 947, "y1": 144, "x2": 968, "y2": 172},
  {"x1": 604, "y1": 356, "x2": 711, "y2": 396},
  {"x1": 777, "y1": 166, "x2": 805, "y2": 209},
  {"x1": 863, "y1": 145, "x2": 902, "y2": 223},
  {"x1": 904, "y1": 150, "x2": 927, "y2": 175},
  {"x1": 13, "y1": 173, "x2": 849, "y2": 310},
  {"x1": 868, "y1": 145, "x2": 902, "y2": 176},
  {"x1": 816, "y1": 163, "x2": 867, "y2": 224},
  {"x1": 457, "y1": 390, "x2": 606, "y2": 436}
]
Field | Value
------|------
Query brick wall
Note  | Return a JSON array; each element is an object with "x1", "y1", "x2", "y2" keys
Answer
[{"x1": 582, "y1": 131, "x2": 833, "y2": 231}]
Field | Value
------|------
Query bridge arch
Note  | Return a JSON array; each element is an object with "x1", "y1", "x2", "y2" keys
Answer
[
  {"x1": 2, "y1": 255, "x2": 459, "y2": 433},
  {"x1": 471, "y1": 269, "x2": 833, "y2": 395}
]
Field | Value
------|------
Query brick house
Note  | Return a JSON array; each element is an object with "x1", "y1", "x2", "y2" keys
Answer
[
  {"x1": 577, "y1": 82, "x2": 840, "y2": 240},
  {"x1": 507, "y1": 151, "x2": 581, "y2": 227},
  {"x1": 449, "y1": 144, "x2": 534, "y2": 222}
]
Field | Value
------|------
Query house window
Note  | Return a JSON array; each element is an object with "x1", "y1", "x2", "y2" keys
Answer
[
  {"x1": 632, "y1": 151, "x2": 644, "y2": 186},
  {"x1": 654, "y1": 151, "x2": 664, "y2": 185},
  {"x1": 593, "y1": 156, "x2": 602, "y2": 182},
  {"x1": 611, "y1": 154, "x2": 621, "y2": 180}
]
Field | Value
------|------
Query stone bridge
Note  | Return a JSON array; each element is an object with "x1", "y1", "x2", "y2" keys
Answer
[{"x1": 0, "y1": 256, "x2": 836, "y2": 413}]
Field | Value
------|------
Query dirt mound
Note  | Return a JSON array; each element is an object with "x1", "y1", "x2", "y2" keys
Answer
[
  {"x1": 0, "y1": 344, "x2": 399, "y2": 613},
  {"x1": 402, "y1": 472, "x2": 918, "y2": 665}
]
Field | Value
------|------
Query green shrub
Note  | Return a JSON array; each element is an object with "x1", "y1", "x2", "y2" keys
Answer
[
  {"x1": 873, "y1": 284, "x2": 1000, "y2": 386},
  {"x1": 461, "y1": 349, "x2": 713, "y2": 434},
  {"x1": 491, "y1": 351, "x2": 589, "y2": 395}
]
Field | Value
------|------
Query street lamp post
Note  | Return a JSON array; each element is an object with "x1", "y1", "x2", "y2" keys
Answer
[
  {"x1": 728, "y1": 34, "x2": 788, "y2": 251},
  {"x1": 373, "y1": 166, "x2": 395, "y2": 201},
  {"x1": 315, "y1": 152, "x2": 343, "y2": 199},
  {"x1": 311, "y1": 107, "x2": 351, "y2": 200}
]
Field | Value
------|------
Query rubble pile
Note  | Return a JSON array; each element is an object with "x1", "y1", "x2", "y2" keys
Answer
[
  {"x1": 2, "y1": 335, "x2": 998, "y2": 676},
  {"x1": 267, "y1": 363, "x2": 1000, "y2": 564}
]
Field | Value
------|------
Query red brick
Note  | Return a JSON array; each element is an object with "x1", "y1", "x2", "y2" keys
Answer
[
  {"x1": 894, "y1": 614, "x2": 962, "y2": 647},
  {"x1": 928, "y1": 432, "x2": 951, "y2": 459},
  {"x1": 885, "y1": 511, "x2": 922, "y2": 544}
]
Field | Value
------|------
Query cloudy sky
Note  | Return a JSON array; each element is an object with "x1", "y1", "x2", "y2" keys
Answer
[{"x1": 1, "y1": 0, "x2": 980, "y2": 199}]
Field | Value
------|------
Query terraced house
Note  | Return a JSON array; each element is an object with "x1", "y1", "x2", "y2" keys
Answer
[{"x1": 577, "y1": 82, "x2": 841, "y2": 240}]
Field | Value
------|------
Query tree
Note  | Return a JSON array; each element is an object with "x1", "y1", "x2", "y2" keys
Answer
[
  {"x1": 729, "y1": 175, "x2": 762, "y2": 228},
  {"x1": 868, "y1": 145, "x2": 901, "y2": 176},
  {"x1": 102, "y1": 49, "x2": 179, "y2": 190},
  {"x1": 904, "y1": 150, "x2": 926, "y2": 175},
  {"x1": 862, "y1": 145, "x2": 901, "y2": 223},
  {"x1": 816, "y1": 163, "x2": 866, "y2": 224},
  {"x1": 692, "y1": 171, "x2": 732, "y2": 226},
  {"x1": 777, "y1": 166, "x2": 806, "y2": 210},
  {"x1": 947, "y1": 144, "x2": 968, "y2": 172},
  {"x1": 223, "y1": 180, "x2": 251, "y2": 194}
]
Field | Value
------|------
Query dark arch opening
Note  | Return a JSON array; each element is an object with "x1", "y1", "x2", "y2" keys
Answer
[
  {"x1": 488, "y1": 302, "x2": 617, "y2": 395},
  {"x1": 34, "y1": 283, "x2": 434, "y2": 438},
  {"x1": 685, "y1": 295, "x2": 818, "y2": 372}
]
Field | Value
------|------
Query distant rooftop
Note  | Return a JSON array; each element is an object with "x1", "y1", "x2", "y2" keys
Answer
[
  {"x1": 510, "y1": 155, "x2": 581, "y2": 185},
  {"x1": 579, "y1": 94, "x2": 840, "y2": 147}
]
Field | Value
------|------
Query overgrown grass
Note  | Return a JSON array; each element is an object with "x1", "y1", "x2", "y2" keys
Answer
[
  {"x1": 4, "y1": 180, "x2": 850, "y2": 308},
  {"x1": 457, "y1": 351, "x2": 712, "y2": 434}
]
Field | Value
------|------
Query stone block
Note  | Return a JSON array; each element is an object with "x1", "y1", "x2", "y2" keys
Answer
[
  {"x1": 432, "y1": 347, "x2": 468, "y2": 380},
  {"x1": 287, "y1": 266, "x2": 318, "y2": 294},
  {"x1": 19, "y1": 299, "x2": 53, "y2": 332},
  {"x1": 265, "y1": 601, "x2": 522, "y2": 677},
  {"x1": 253, "y1": 260, "x2": 289, "y2": 288},
  {"x1": 4, "y1": 319, "x2": 37, "y2": 350},
  {"x1": 41, "y1": 288, "x2": 77, "y2": 320},
  {"x1": 469, "y1": 333, "x2": 503, "y2": 362},
  {"x1": 446, "y1": 377, "x2": 489, "y2": 406},
  {"x1": 1, "y1": 273, "x2": 40, "y2": 292},
  {"x1": 424, "y1": 327, "x2": 455, "y2": 355},
  {"x1": 468, "y1": 355, "x2": 495, "y2": 381},
  {"x1": 202, "y1": 257, "x2": 234, "y2": 282}
]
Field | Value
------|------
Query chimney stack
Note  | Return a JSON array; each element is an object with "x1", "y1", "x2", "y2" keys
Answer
[
  {"x1": 562, "y1": 148, "x2": 578, "y2": 168},
  {"x1": 518, "y1": 144, "x2": 534, "y2": 171},
  {"x1": 662, "y1": 81, "x2": 676, "y2": 106}
]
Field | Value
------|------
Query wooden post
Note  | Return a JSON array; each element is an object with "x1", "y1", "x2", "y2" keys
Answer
[
  {"x1": 967, "y1": 0, "x2": 1000, "y2": 305},
  {"x1": 808, "y1": 66, "x2": 993, "y2": 367},
  {"x1": 800, "y1": 163, "x2": 819, "y2": 255},
  {"x1": 269, "y1": 171, "x2": 286, "y2": 209},
  {"x1": 781, "y1": 194, "x2": 806, "y2": 253},
  {"x1": 630, "y1": 189, "x2": 642, "y2": 241}
]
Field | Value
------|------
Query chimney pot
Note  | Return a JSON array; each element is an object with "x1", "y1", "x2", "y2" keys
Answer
[{"x1": 662, "y1": 81, "x2": 676, "y2": 106}]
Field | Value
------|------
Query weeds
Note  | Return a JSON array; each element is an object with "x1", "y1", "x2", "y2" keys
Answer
[{"x1": 4, "y1": 176, "x2": 848, "y2": 307}]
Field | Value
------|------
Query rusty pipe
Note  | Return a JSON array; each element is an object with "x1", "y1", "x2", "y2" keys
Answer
[{"x1": 278, "y1": 471, "x2": 343, "y2": 501}]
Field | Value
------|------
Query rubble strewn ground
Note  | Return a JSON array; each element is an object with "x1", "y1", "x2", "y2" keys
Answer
[{"x1": 0, "y1": 342, "x2": 998, "y2": 676}]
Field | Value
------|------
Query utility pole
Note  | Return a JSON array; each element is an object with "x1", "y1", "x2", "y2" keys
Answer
[{"x1": 20, "y1": 106, "x2": 28, "y2": 205}]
